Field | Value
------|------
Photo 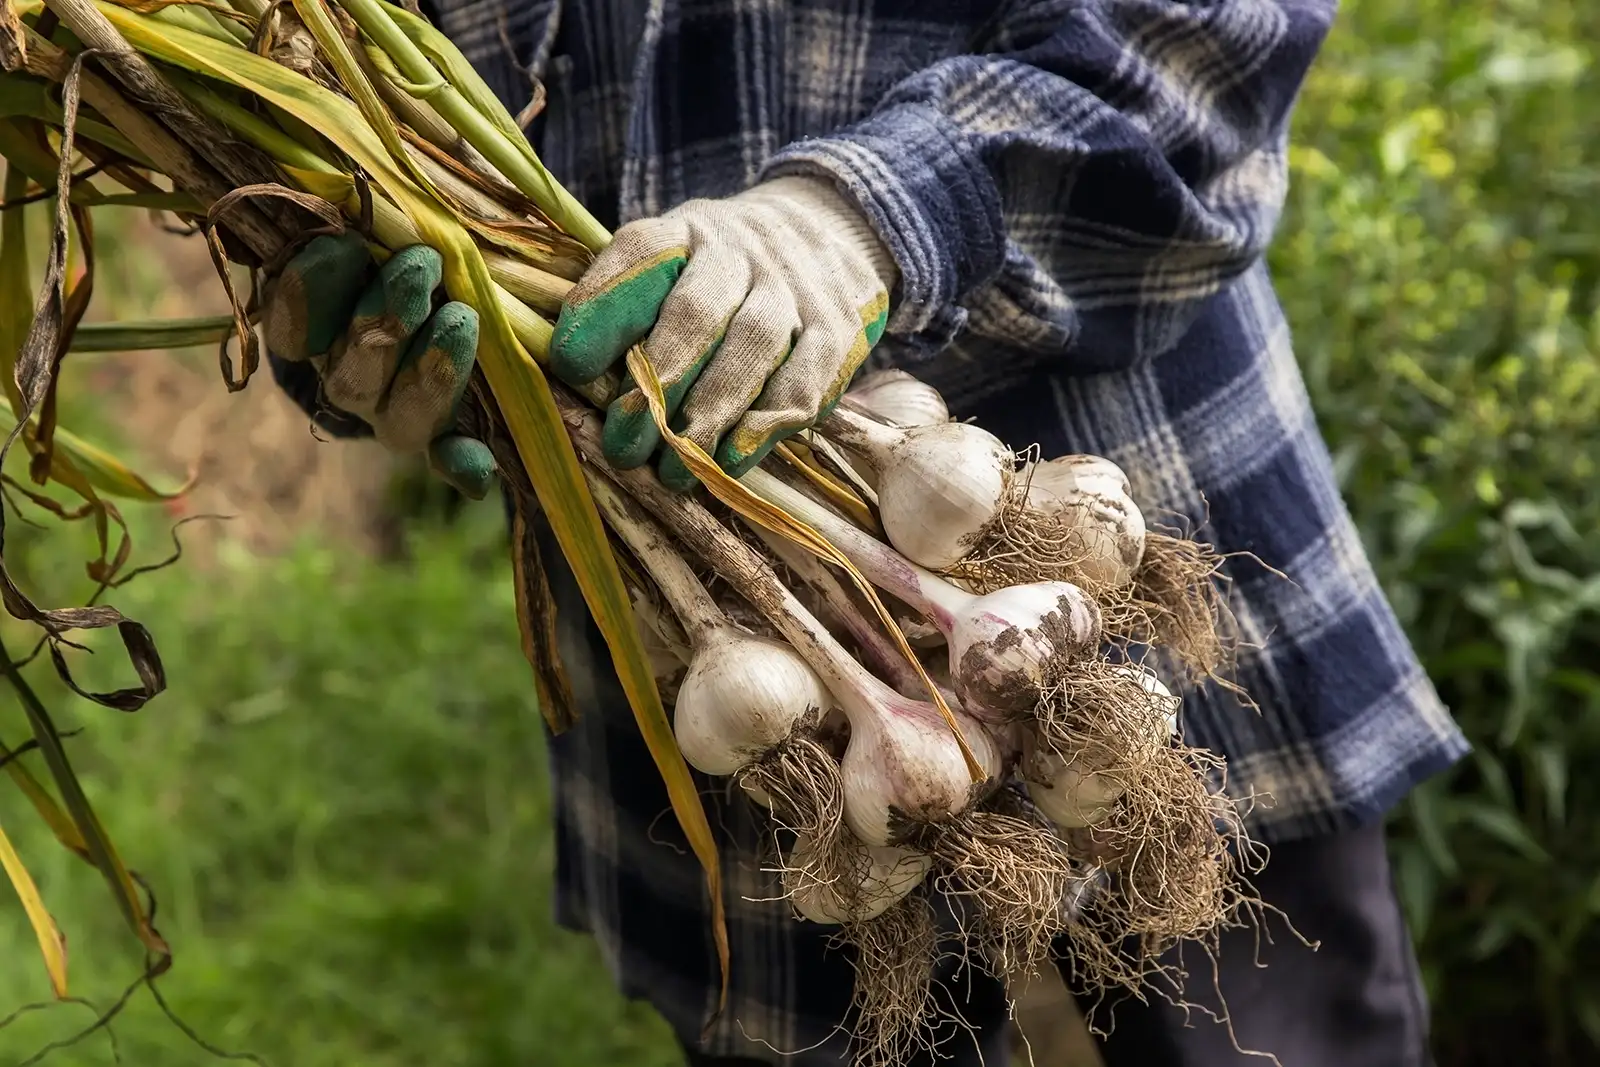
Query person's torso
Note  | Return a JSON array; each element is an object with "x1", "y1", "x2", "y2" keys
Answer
[{"x1": 433, "y1": 0, "x2": 1002, "y2": 226}]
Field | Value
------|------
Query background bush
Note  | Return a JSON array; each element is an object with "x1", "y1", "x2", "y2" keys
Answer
[
  {"x1": 1274, "y1": 0, "x2": 1600, "y2": 1063},
  {"x1": 1, "y1": 0, "x2": 1597, "y2": 1063}
]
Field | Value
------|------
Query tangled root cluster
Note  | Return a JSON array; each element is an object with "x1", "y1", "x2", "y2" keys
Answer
[
  {"x1": 947, "y1": 468, "x2": 1117, "y2": 592},
  {"x1": 947, "y1": 468, "x2": 1239, "y2": 684},
  {"x1": 738, "y1": 732, "x2": 844, "y2": 845},
  {"x1": 1112, "y1": 531, "x2": 1237, "y2": 683},
  {"x1": 926, "y1": 809, "x2": 1078, "y2": 979},
  {"x1": 843, "y1": 894, "x2": 942, "y2": 1067},
  {"x1": 1021, "y1": 661, "x2": 1258, "y2": 999}
]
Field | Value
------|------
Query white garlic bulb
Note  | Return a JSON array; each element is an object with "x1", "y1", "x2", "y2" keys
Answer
[
  {"x1": 873, "y1": 423, "x2": 1013, "y2": 571},
  {"x1": 844, "y1": 369, "x2": 950, "y2": 428},
  {"x1": 1027, "y1": 454, "x2": 1131, "y2": 500},
  {"x1": 1114, "y1": 663, "x2": 1181, "y2": 740},
  {"x1": 786, "y1": 834, "x2": 932, "y2": 924},
  {"x1": 1026, "y1": 664, "x2": 1180, "y2": 829},
  {"x1": 842, "y1": 700, "x2": 1002, "y2": 847},
  {"x1": 1025, "y1": 455, "x2": 1147, "y2": 589},
  {"x1": 673, "y1": 630, "x2": 832, "y2": 777},
  {"x1": 946, "y1": 582, "x2": 1101, "y2": 714},
  {"x1": 1028, "y1": 756, "x2": 1124, "y2": 829}
]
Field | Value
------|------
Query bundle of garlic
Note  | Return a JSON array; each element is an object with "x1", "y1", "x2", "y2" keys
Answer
[
  {"x1": 548, "y1": 374, "x2": 1251, "y2": 1065},
  {"x1": 0, "y1": 0, "x2": 1249, "y2": 1055}
]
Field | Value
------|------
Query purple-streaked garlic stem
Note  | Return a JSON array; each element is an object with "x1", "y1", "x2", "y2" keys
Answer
[
  {"x1": 743, "y1": 468, "x2": 1100, "y2": 716},
  {"x1": 821, "y1": 406, "x2": 1012, "y2": 570},
  {"x1": 586, "y1": 474, "x2": 830, "y2": 777},
  {"x1": 751, "y1": 523, "x2": 923, "y2": 697}
]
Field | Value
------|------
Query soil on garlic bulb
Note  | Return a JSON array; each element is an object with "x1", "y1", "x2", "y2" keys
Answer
[{"x1": 948, "y1": 466, "x2": 1241, "y2": 684}]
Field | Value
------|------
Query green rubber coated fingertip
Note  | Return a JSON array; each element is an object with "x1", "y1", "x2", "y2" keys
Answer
[
  {"x1": 403, "y1": 300, "x2": 479, "y2": 371},
  {"x1": 403, "y1": 300, "x2": 479, "y2": 410},
  {"x1": 369, "y1": 244, "x2": 445, "y2": 335},
  {"x1": 550, "y1": 254, "x2": 686, "y2": 386},
  {"x1": 429, "y1": 434, "x2": 496, "y2": 500},
  {"x1": 657, "y1": 448, "x2": 701, "y2": 494},
  {"x1": 716, "y1": 429, "x2": 790, "y2": 481},
  {"x1": 864, "y1": 304, "x2": 889, "y2": 348},
  {"x1": 265, "y1": 232, "x2": 372, "y2": 360},
  {"x1": 600, "y1": 391, "x2": 663, "y2": 470}
]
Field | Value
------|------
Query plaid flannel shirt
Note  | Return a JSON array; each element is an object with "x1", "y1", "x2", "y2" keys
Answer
[{"x1": 274, "y1": 0, "x2": 1469, "y2": 1058}]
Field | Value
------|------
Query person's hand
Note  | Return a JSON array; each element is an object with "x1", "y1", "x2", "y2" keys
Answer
[
  {"x1": 261, "y1": 233, "x2": 496, "y2": 499},
  {"x1": 549, "y1": 176, "x2": 897, "y2": 492}
]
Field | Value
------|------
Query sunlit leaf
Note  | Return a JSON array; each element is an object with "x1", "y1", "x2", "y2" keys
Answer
[
  {"x1": 0, "y1": 406, "x2": 191, "y2": 500},
  {"x1": 0, "y1": 814, "x2": 68, "y2": 997}
]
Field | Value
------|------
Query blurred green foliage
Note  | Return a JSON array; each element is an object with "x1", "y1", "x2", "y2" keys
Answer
[
  {"x1": 0, "y1": 501, "x2": 681, "y2": 1065},
  {"x1": 1273, "y1": 0, "x2": 1600, "y2": 1062}
]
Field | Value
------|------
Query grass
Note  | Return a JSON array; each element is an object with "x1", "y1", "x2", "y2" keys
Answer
[{"x1": 0, "y1": 493, "x2": 684, "y2": 1065}]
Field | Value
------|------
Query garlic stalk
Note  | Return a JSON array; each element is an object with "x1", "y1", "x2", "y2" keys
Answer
[
  {"x1": 820, "y1": 406, "x2": 1013, "y2": 570},
  {"x1": 842, "y1": 369, "x2": 950, "y2": 429},
  {"x1": 742, "y1": 468, "x2": 1100, "y2": 716},
  {"x1": 585, "y1": 474, "x2": 831, "y2": 778},
  {"x1": 785, "y1": 832, "x2": 932, "y2": 925},
  {"x1": 751, "y1": 522, "x2": 923, "y2": 698},
  {"x1": 1023, "y1": 455, "x2": 1148, "y2": 589}
]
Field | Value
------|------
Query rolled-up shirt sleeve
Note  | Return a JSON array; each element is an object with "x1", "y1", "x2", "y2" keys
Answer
[{"x1": 761, "y1": 0, "x2": 1337, "y2": 373}]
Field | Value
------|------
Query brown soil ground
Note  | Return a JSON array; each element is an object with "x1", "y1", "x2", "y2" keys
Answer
[{"x1": 86, "y1": 214, "x2": 399, "y2": 559}]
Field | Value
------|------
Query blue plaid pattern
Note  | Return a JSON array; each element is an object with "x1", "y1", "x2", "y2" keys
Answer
[{"x1": 278, "y1": 0, "x2": 1469, "y2": 1058}]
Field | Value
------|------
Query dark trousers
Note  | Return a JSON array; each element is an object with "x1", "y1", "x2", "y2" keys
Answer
[{"x1": 681, "y1": 821, "x2": 1431, "y2": 1067}]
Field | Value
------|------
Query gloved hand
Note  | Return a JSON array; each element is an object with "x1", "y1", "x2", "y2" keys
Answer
[
  {"x1": 550, "y1": 176, "x2": 897, "y2": 492},
  {"x1": 261, "y1": 233, "x2": 496, "y2": 499}
]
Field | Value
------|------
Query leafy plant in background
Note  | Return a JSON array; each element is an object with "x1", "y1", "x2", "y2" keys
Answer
[{"x1": 1273, "y1": 0, "x2": 1600, "y2": 1062}]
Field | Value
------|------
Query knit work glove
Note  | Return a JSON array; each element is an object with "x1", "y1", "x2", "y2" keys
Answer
[
  {"x1": 550, "y1": 176, "x2": 897, "y2": 492},
  {"x1": 261, "y1": 233, "x2": 495, "y2": 499}
]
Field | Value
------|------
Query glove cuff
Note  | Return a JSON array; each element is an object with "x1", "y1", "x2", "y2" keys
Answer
[{"x1": 735, "y1": 175, "x2": 899, "y2": 292}]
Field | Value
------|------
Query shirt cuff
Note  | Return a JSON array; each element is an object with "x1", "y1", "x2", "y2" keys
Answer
[{"x1": 759, "y1": 102, "x2": 1006, "y2": 358}]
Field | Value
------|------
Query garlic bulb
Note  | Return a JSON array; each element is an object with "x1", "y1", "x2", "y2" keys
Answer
[
  {"x1": 822, "y1": 408, "x2": 1012, "y2": 571},
  {"x1": 786, "y1": 834, "x2": 932, "y2": 924},
  {"x1": 1026, "y1": 664, "x2": 1181, "y2": 829},
  {"x1": 1025, "y1": 455, "x2": 1148, "y2": 589},
  {"x1": 843, "y1": 369, "x2": 950, "y2": 428},
  {"x1": 744, "y1": 469, "x2": 1102, "y2": 716},
  {"x1": 1115, "y1": 663, "x2": 1181, "y2": 740},
  {"x1": 675, "y1": 630, "x2": 833, "y2": 776},
  {"x1": 842, "y1": 693, "x2": 1003, "y2": 847},
  {"x1": 1026, "y1": 454, "x2": 1131, "y2": 501},
  {"x1": 945, "y1": 582, "x2": 1101, "y2": 714},
  {"x1": 585, "y1": 474, "x2": 834, "y2": 778},
  {"x1": 1028, "y1": 755, "x2": 1124, "y2": 829}
]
